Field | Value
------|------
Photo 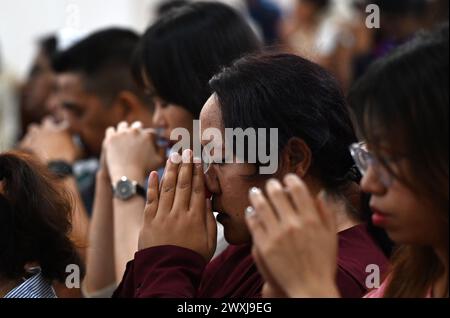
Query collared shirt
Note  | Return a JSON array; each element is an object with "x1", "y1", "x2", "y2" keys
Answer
[{"x1": 4, "y1": 268, "x2": 56, "y2": 298}]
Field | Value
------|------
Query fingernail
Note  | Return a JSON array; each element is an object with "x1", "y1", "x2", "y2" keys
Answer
[
  {"x1": 249, "y1": 187, "x2": 261, "y2": 196},
  {"x1": 182, "y1": 149, "x2": 192, "y2": 163},
  {"x1": 193, "y1": 157, "x2": 202, "y2": 164},
  {"x1": 267, "y1": 178, "x2": 281, "y2": 188},
  {"x1": 170, "y1": 152, "x2": 181, "y2": 164},
  {"x1": 285, "y1": 173, "x2": 300, "y2": 183},
  {"x1": 245, "y1": 206, "x2": 255, "y2": 218},
  {"x1": 131, "y1": 121, "x2": 142, "y2": 129}
]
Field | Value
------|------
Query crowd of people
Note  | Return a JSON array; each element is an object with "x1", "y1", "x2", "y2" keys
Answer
[{"x1": 0, "y1": 0, "x2": 448, "y2": 298}]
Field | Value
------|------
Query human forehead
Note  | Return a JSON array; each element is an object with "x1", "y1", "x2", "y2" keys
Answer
[
  {"x1": 57, "y1": 73, "x2": 85, "y2": 94},
  {"x1": 200, "y1": 94, "x2": 223, "y2": 131}
]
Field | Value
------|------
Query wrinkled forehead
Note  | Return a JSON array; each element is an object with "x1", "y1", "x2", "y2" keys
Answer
[{"x1": 199, "y1": 94, "x2": 225, "y2": 145}]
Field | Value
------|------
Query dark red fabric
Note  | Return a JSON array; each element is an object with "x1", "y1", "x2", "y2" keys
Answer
[
  {"x1": 336, "y1": 224, "x2": 389, "y2": 298},
  {"x1": 113, "y1": 224, "x2": 388, "y2": 298}
]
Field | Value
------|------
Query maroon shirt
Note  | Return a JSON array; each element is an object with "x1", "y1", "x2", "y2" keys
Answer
[{"x1": 113, "y1": 224, "x2": 388, "y2": 298}]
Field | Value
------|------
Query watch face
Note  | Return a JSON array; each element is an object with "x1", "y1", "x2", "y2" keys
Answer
[{"x1": 115, "y1": 179, "x2": 136, "y2": 200}]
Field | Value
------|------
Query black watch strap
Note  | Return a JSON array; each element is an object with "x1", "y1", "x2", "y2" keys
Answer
[{"x1": 136, "y1": 183, "x2": 147, "y2": 199}]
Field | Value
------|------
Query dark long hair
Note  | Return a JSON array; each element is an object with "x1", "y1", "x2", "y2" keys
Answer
[
  {"x1": 348, "y1": 24, "x2": 449, "y2": 297},
  {"x1": 0, "y1": 151, "x2": 84, "y2": 283},
  {"x1": 133, "y1": 1, "x2": 262, "y2": 118}
]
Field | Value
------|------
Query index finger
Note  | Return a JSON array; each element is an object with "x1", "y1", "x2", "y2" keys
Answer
[
  {"x1": 283, "y1": 174, "x2": 318, "y2": 220},
  {"x1": 172, "y1": 149, "x2": 193, "y2": 213},
  {"x1": 188, "y1": 157, "x2": 206, "y2": 213},
  {"x1": 157, "y1": 152, "x2": 181, "y2": 215}
]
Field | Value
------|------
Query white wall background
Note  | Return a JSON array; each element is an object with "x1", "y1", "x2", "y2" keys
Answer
[
  {"x1": 0, "y1": 0, "x2": 158, "y2": 80},
  {"x1": 0, "y1": 0, "x2": 351, "y2": 80}
]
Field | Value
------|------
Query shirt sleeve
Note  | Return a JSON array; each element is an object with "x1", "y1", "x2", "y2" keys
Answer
[{"x1": 113, "y1": 245, "x2": 207, "y2": 298}]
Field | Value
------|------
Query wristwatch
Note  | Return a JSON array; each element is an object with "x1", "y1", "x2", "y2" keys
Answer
[
  {"x1": 47, "y1": 160, "x2": 74, "y2": 178},
  {"x1": 112, "y1": 176, "x2": 146, "y2": 201}
]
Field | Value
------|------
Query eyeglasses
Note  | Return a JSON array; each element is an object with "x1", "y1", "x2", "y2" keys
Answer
[{"x1": 349, "y1": 142, "x2": 393, "y2": 187}]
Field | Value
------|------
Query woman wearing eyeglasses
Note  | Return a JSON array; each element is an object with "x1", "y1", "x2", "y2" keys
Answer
[
  {"x1": 113, "y1": 52, "x2": 389, "y2": 298},
  {"x1": 245, "y1": 25, "x2": 449, "y2": 298}
]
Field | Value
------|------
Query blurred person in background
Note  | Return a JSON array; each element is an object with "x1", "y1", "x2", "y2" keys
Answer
[
  {"x1": 19, "y1": 35, "x2": 58, "y2": 137},
  {"x1": 281, "y1": 0, "x2": 334, "y2": 60},
  {"x1": 352, "y1": 0, "x2": 431, "y2": 80},
  {"x1": 0, "y1": 42, "x2": 20, "y2": 152},
  {"x1": 280, "y1": 0, "x2": 355, "y2": 92},
  {"x1": 245, "y1": 0, "x2": 283, "y2": 45},
  {"x1": 20, "y1": 28, "x2": 155, "y2": 216}
]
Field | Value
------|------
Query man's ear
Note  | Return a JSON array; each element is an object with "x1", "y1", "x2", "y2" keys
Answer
[
  {"x1": 281, "y1": 137, "x2": 312, "y2": 178},
  {"x1": 114, "y1": 91, "x2": 144, "y2": 123}
]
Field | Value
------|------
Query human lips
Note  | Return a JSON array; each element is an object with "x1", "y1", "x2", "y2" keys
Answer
[{"x1": 371, "y1": 207, "x2": 391, "y2": 227}]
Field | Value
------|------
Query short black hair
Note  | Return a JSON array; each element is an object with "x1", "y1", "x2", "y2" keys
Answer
[
  {"x1": 52, "y1": 28, "x2": 146, "y2": 105},
  {"x1": 38, "y1": 34, "x2": 58, "y2": 60},
  {"x1": 134, "y1": 1, "x2": 261, "y2": 118},
  {"x1": 210, "y1": 53, "x2": 358, "y2": 191}
]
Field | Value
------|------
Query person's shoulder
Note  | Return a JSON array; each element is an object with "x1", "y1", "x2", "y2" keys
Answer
[
  {"x1": 338, "y1": 223, "x2": 387, "y2": 263},
  {"x1": 336, "y1": 224, "x2": 389, "y2": 297},
  {"x1": 4, "y1": 269, "x2": 56, "y2": 298}
]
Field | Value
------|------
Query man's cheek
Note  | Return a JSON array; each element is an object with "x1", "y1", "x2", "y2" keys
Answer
[{"x1": 224, "y1": 188, "x2": 247, "y2": 218}]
